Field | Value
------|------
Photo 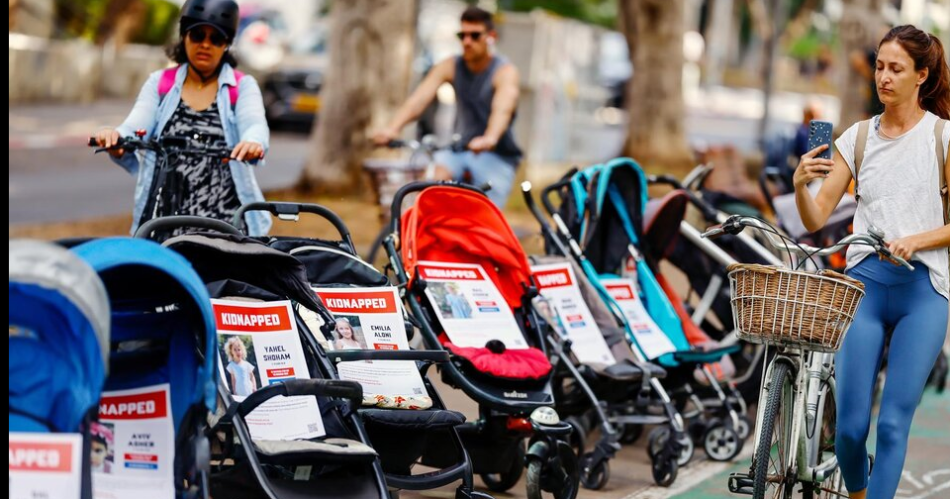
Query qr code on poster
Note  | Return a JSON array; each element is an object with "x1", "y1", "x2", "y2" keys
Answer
[{"x1": 308, "y1": 424, "x2": 320, "y2": 433}]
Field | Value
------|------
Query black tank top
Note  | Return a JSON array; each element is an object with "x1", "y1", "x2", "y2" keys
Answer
[{"x1": 453, "y1": 55, "x2": 522, "y2": 159}]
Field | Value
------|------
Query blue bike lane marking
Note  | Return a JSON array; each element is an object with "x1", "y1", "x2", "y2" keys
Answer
[{"x1": 649, "y1": 388, "x2": 950, "y2": 499}]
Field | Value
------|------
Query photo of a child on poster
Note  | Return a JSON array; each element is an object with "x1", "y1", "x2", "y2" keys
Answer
[
  {"x1": 220, "y1": 335, "x2": 260, "y2": 397},
  {"x1": 332, "y1": 315, "x2": 368, "y2": 350},
  {"x1": 427, "y1": 282, "x2": 474, "y2": 319}
]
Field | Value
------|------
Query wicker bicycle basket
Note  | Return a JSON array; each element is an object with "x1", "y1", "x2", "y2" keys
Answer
[{"x1": 727, "y1": 263, "x2": 866, "y2": 352}]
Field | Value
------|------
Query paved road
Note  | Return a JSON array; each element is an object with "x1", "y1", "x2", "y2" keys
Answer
[{"x1": 9, "y1": 90, "x2": 812, "y2": 225}]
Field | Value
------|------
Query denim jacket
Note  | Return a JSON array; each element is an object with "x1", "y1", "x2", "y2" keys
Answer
[{"x1": 113, "y1": 63, "x2": 272, "y2": 235}]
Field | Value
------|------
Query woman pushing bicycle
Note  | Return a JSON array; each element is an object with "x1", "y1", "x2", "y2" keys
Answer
[
  {"x1": 92, "y1": 0, "x2": 271, "y2": 236},
  {"x1": 794, "y1": 25, "x2": 950, "y2": 499}
]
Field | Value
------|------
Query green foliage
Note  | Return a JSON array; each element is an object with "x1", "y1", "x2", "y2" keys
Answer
[
  {"x1": 53, "y1": 0, "x2": 179, "y2": 45},
  {"x1": 132, "y1": 0, "x2": 180, "y2": 46},
  {"x1": 504, "y1": 0, "x2": 618, "y2": 29}
]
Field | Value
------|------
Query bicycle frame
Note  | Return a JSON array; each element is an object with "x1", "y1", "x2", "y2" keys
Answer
[{"x1": 744, "y1": 346, "x2": 839, "y2": 491}]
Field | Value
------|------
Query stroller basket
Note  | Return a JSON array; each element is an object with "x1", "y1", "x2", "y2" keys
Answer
[{"x1": 728, "y1": 263, "x2": 865, "y2": 353}]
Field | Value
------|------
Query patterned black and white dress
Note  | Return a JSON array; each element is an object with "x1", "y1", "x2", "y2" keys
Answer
[{"x1": 148, "y1": 101, "x2": 241, "y2": 226}]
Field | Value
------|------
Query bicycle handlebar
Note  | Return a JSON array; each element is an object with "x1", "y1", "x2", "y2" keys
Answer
[
  {"x1": 88, "y1": 135, "x2": 239, "y2": 162},
  {"x1": 701, "y1": 215, "x2": 914, "y2": 270}
]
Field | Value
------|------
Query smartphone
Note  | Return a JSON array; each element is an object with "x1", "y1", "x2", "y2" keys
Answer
[{"x1": 808, "y1": 120, "x2": 834, "y2": 161}]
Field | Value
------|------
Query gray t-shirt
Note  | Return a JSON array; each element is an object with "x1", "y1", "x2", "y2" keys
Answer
[{"x1": 835, "y1": 111, "x2": 950, "y2": 298}]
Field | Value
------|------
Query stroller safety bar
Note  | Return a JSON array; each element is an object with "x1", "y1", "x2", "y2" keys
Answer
[{"x1": 233, "y1": 379, "x2": 364, "y2": 418}]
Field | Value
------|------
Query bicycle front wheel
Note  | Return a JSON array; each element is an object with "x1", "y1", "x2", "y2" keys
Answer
[{"x1": 753, "y1": 361, "x2": 795, "y2": 499}]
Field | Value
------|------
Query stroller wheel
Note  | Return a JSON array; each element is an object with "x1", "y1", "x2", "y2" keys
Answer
[
  {"x1": 687, "y1": 417, "x2": 708, "y2": 443},
  {"x1": 579, "y1": 453, "x2": 610, "y2": 490},
  {"x1": 565, "y1": 416, "x2": 587, "y2": 455},
  {"x1": 703, "y1": 422, "x2": 743, "y2": 462},
  {"x1": 479, "y1": 441, "x2": 525, "y2": 493},
  {"x1": 619, "y1": 423, "x2": 643, "y2": 444},
  {"x1": 650, "y1": 452, "x2": 679, "y2": 487},
  {"x1": 735, "y1": 414, "x2": 752, "y2": 440},
  {"x1": 525, "y1": 441, "x2": 579, "y2": 499},
  {"x1": 648, "y1": 426, "x2": 694, "y2": 467}
]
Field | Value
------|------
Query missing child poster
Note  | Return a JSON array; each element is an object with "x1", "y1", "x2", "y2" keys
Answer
[
  {"x1": 532, "y1": 263, "x2": 616, "y2": 367},
  {"x1": 601, "y1": 278, "x2": 677, "y2": 360},
  {"x1": 212, "y1": 299, "x2": 326, "y2": 441},
  {"x1": 313, "y1": 287, "x2": 430, "y2": 408},
  {"x1": 417, "y1": 261, "x2": 528, "y2": 349},
  {"x1": 93, "y1": 384, "x2": 175, "y2": 499},
  {"x1": 9, "y1": 433, "x2": 83, "y2": 499}
]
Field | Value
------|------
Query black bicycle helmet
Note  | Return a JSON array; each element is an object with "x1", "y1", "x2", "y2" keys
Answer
[{"x1": 180, "y1": 0, "x2": 240, "y2": 41}]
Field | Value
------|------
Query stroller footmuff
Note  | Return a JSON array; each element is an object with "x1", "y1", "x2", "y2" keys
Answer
[
  {"x1": 164, "y1": 232, "x2": 389, "y2": 499},
  {"x1": 384, "y1": 183, "x2": 579, "y2": 499},
  {"x1": 73, "y1": 238, "x2": 217, "y2": 499},
  {"x1": 10, "y1": 240, "x2": 111, "y2": 499},
  {"x1": 231, "y1": 201, "x2": 491, "y2": 499}
]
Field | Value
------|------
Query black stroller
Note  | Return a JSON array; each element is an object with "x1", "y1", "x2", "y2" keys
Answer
[
  {"x1": 160, "y1": 228, "x2": 389, "y2": 499},
  {"x1": 232, "y1": 201, "x2": 493, "y2": 499}
]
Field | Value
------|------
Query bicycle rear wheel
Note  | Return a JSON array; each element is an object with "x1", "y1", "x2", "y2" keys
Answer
[{"x1": 753, "y1": 361, "x2": 795, "y2": 499}]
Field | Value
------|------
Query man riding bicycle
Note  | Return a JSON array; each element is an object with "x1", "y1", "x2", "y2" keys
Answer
[{"x1": 373, "y1": 6, "x2": 522, "y2": 208}]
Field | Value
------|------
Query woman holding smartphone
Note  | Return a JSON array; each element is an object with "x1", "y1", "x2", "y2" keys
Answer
[{"x1": 794, "y1": 26, "x2": 949, "y2": 499}]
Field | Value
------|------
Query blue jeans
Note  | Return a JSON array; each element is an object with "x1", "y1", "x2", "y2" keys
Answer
[
  {"x1": 835, "y1": 257, "x2": 948, "y2": 498},
  {"x1": 433, "y1": 150, "x2": 519, "y2": 208}
]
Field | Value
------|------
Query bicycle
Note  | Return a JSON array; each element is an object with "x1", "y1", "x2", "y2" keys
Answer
[
  {"x1": 702, "y1": 215, "x2": 913, "y2": 499},
  {"x1": 89, "y1": 130, "x2": 238, "y2": 239},
  {"x1": 363, "y1": 136, "x2": 485, "y2": 264}
]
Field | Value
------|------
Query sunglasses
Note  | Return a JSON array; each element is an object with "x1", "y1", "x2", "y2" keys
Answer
[
  {"x1": 188, "y1": 29, "x2": 228, "y2": 47},
  {"x1": 456, "y1": 31, "x2": 484, "y2": 41}
]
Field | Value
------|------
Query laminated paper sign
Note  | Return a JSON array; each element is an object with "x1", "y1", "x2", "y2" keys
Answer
[
  {"x1": 94, "y1": 384, "x2": 175, "y2": 499},
  {"x1": 532, "y1": 262, "x2": 616, "y2": 367},
  {"x1": 213, "y1": 299, "x2": 326, "y2": 441},
  {"x1": 417, "y1": 261, "x2": 528, "y2": 350},
  {"x1": 313, "y1": 287, "x2": 429, "y2": 405},
  {"x1": 9, "y1": 433, "x2": 83, "y2": 499},
  {"x1": 601, "y1": 278, "x2": 677, "y2": 360}
]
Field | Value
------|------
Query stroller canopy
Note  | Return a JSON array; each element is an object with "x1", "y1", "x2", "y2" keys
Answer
[
  {"x1": 573, "y1": 158, "x2": 649, "y2": 274},
  {"x1": 74, "y1": 238, "x2": 217, "y2": 430},
  {"x1": 165, "y1": 233, "x2": 330, "y2": 315},
  {"x1": 402, "y1": 186, "x2": 532, "y2": 310},
  {"x1": 9, "y1": 240, "x2": 110, "y2": 433}
]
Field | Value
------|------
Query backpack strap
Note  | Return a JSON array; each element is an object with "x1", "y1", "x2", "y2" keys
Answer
[
  {"x1": 158, "y1": 66, "x2": 179, "y2": 100},
  {"x1": 228, "y1": 70, "x2": 244, "y2": 108},
  {"x1": 936, "y1": 119, "x2": 948, "y2": 226},
  {"x1": 853, "y1": 119, "x2": 871, "y2": 202},
  {"x1": 158, "y1": 66, "x2": 243, "y2": 108}
]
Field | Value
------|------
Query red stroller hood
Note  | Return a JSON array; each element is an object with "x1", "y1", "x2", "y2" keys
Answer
[
  {"x1": 402, "y1": 186, "x2": 532, "y2": 310},
  {"x1": 644, "y1": 189, "x2": 688, "y2": 262}
]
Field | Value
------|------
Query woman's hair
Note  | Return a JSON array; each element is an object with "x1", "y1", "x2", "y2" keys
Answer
[
  {"x1": 879, "y1": 25, "x2": 950, "y2": 119},
  {"x1": 166, "y1": 35, "x2": 239, "y2": 69},
  {"x1": 225, "y1": 336, "x2": 245, "y2": 362}
]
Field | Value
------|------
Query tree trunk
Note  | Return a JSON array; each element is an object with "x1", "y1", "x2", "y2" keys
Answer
[
  {"x1": 620, "y1": 0, "x2": 692, "y2": 169},
  {"x1": 302, "y1": 0, "x2": 417, "y2": 194},
  {"x1": 838, "y1": 0, "x2": 883, "y2": 130}
]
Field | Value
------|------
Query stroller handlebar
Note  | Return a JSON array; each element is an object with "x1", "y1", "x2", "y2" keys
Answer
[
  {"x1": 388, "y1": 181, "x2": 491, "y2": 234},
  {"x1": 134, "y1": 216, "x2": 242, "y2": 240},
  {"x1": 233, "y1": 202, "x2": 357, "y2": 254}
]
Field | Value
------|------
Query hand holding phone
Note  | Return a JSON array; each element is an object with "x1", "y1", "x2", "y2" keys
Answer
[{"x1": 807, "y1": 120, "x2": 834, "y2": 161}]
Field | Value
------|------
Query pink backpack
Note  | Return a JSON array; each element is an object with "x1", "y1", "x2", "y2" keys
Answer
[{"x1": 157, "y1": 66, "x2": 243, "y2": 107}]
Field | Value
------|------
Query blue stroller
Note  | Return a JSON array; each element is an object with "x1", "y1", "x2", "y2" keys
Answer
[
  {"x1": 73, "y1": 238, "x2": 217, "y2": 498},
  {"x1": 539, "y1": 159, "x2": 747, "y2": 473},
  {"x1": 10, "y1": 240, "x2": 110, "y2": 499}
]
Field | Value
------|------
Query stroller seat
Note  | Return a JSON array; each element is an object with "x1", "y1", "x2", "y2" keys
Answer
[
  {"x1": 602, "y1": 359, "x2": 667, "y2": 381},
  {"x1": 360, "y1": 408, "x2": 465, "y2": 431},
  {"x1": 252, "y1": 437, "x2": 378, "y2": 463},
  {"x1": 443, "y1": 341, "x2": 552, "y2": 382}
]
